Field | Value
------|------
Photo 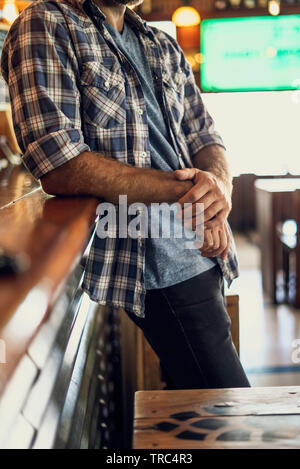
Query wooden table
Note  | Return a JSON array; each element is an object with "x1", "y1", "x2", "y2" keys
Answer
[
  {"x1": 134, "y1": 387, "x2": 300, "y2": 449},
  {"x1": 255, "y1": 178, "x2": 300, "y2": 304}
]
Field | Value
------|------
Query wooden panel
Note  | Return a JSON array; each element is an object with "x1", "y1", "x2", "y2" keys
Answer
[
  {"x1": 229, "y1": 174, "x2": 257, "y2": 232},
  {"x1": 134, "y1": 386, "x2": 300, "y2": 449},
  {"x1": 0, "y1": 355, "x2": 37, "y2": 448},
  {"x1": 2, "y1": 415, "x2": 35, "y2": 450},
  {"x1": 138, "y1": 328, "x2": 165, "y2": 391},
  {"x1": 22, "y1": 288, "x2": 87, "y2": 431},
  {"x1": 225, "y1": 295, "x2": 239, "y2": 356},
  {"x1": 120, "y1": 310, "x2": 140, "y2": 448},
  {"x1": 255, "y1": 180, "x2": 299, "y2": 302},
  {"x1": 278, "y1": 189, "x2": 300, "y2": 308},
  {"x1": 32, "y1": 293, "x2": 92, "y2": 449}
]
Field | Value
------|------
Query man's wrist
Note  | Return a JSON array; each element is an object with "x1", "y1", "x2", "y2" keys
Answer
[
  {"x1": 206, "y1": 169, "x2": 232, "y2": 198},
  {"x1": 172, "y1": 176, "x2": 193, "y2": 201}
]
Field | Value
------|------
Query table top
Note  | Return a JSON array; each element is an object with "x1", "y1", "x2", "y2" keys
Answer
[
  {"x1": 134, "y1": 386, "x2": 300, "y2": 449},
  {"x1": 255, "y1": 178, "x2": 300, "y2": 193},
  {"x1": 0, "y1": 165, "x2": 98, "y2": 396}
]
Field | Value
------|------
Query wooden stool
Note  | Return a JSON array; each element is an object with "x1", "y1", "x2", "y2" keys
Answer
[
  {"x1": 277, "y1": 190, "x2": 300, "y2": 308},
  {"x1": 134, "y1": 386, "x2": 300, "y2": 449}
]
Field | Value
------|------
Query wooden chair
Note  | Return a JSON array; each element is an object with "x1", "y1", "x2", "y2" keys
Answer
[{"x1": 277, "y1": 190, "x2": 300, "y2": 307}]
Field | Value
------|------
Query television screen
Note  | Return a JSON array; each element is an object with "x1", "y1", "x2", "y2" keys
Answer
[{"x1": 200, "y1": 15, "x2": 300, "y2": 92}]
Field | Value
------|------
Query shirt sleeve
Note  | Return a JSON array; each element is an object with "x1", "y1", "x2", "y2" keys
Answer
[
  {"x1": 171, "y1": 37, "x2": 226, "y2": 159},
  {"x1": 0, "y1": 4, "x2": 90, "y2": 180}
]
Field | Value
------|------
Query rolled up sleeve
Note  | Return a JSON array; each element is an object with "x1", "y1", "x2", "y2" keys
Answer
[{"x1": 1, "y1": 4, "x2": 90, "y2": 179}]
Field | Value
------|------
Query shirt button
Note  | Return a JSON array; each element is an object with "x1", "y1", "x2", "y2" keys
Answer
[
  {"x1": 178, "y1": 153, "x2": 185, "y2": 168},
  {"x1": 104, "y1": 81, "x2": 110, "y2": 89},
  {"x1": 137, "y1": 108, "x2": 144, "y2": 115},
  {"x1": 141, "y1": 151, "x2": 147, "y2": 157}
]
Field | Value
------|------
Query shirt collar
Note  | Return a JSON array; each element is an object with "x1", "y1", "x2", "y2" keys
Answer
[{"x1": 54, "y1": 0, "x2": 149, "y2": 34}]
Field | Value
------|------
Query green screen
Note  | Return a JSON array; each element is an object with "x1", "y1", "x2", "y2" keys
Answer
[{"x1": 200, "y1": 15, "x2": 300, "y2": 92}]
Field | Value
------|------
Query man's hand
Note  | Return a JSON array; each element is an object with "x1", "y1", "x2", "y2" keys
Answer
[
  {"x1": 174, "y1": 168, "x2": 232, "y2": 229},
  {"x1": 201, "y1": 223, "x2": 231, "y2": 260}
]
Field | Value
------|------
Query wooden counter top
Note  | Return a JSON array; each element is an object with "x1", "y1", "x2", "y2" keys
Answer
[
  {"x1": 0, "y1": 166, "x2": 99, "y2": 396},
  {"x1": 0, "y1": 165, "x2": 40, "y2": 209},
  {"x1": 134, "y1": 387, "x2": 300, "y2": 449}
]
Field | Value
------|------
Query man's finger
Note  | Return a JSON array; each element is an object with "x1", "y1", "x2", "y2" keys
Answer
[
  {"x1": 202, "y1": 229, "x2": 213, "y2": 250},
  {"x1": 221, "y1": 225, "x2": 231, "y2": 260},
  {"x1": 197, "y1": 191, "x2": 218, "y2": 212},
  {"x1": 203, "y1": 200, "x2": 227, "y2": 223},
  {"x1": 173, "y1": 168, "x2": 198, "y2": 181},
  {"x1": 203, "y1": 226, "x2": 230, "y2": 259},
  {"x1": 205, "y1": 212, "x2": 226, "y2": 229},
  {"x1": 177, "y1": 182, "x2": 211, "y2": 206},
  {"x1": 211, "y1": 227, "x2": 221, "y2": 250},
  {"x1": 180, "y1": 201, "x2": 204, "y2": 220},
  {"x1": 202, "y1": 224, "x2": 229, "y2": 256}
]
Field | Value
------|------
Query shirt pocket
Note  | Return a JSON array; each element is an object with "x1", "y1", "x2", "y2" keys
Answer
[
  {"x1": 80, "y1": 60, "x2": 126, "y2": 129},
  {"x1": 162, "y1": 68, "x2": 186, "y2": 134}
]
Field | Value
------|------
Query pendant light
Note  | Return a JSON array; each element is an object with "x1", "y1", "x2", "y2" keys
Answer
[
  {"x1": 172, "y1": 1, "x2": 201, "y2": 51},
  {"x1": 2, "y1": 0, "x2": 19, "y2": 25},
  {"x1": 172, "y1": 2, "x2": 201, "y2": 28},
  {"x1": 268, "y1": 0, "x2": 281, "y2": 15}
]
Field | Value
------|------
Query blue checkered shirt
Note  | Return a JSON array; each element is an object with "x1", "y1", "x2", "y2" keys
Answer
[{"x1": 1, "y1": 0, "x2": 239, "y2": 317}]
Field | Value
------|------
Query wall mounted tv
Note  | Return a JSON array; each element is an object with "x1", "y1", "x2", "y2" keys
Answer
[{"x1": 200, "y1": 15, "x2": 300, "y2": 92}]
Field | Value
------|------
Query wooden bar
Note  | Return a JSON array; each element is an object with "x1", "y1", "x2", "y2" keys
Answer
[
  {"x1": 0, "y1": 163, "x2": 128, "y2": 448},
  {"x1": 0, "y1": 181, "x2": 98, "y2": 394}
]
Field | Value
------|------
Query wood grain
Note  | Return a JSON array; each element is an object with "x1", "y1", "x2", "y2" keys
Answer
[{"x1": 134, "y1": 386, "x2": 300, "y2": 449}]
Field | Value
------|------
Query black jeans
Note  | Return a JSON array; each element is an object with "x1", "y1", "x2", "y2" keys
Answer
[{"x1": 125, "y1": 265, "x2": 250, "y2": 389}]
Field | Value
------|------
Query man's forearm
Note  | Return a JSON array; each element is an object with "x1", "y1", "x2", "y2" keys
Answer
[
  {"x1": 41, "y1": 150, "x2": 193, "y2": 205},
  {"x1": 193, "y1": 144, "x2": 233, "y2": 196}
]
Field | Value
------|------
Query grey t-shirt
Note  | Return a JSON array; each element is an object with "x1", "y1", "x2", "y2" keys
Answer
[{"x1": 105, "y1": 21, "x2": 216, "y2": 289}]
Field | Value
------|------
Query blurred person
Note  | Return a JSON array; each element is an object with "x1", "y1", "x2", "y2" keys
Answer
[{"x1": 1, "y1": 0, "x2": 249, "y2": 389}]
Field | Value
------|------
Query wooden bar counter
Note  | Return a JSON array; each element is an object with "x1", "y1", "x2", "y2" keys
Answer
[{"x1": 0, "y1": 165, "x2": 122, "y2": 449}]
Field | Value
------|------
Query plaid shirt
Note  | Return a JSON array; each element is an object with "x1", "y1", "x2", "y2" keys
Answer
[{"x1": 1, "y1": 0, "x2": 239, "y2": 317}]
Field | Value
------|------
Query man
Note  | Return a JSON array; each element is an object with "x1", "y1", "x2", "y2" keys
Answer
[{"x1": 1, "y1": 0, "x2": 249, "y2": 389}]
